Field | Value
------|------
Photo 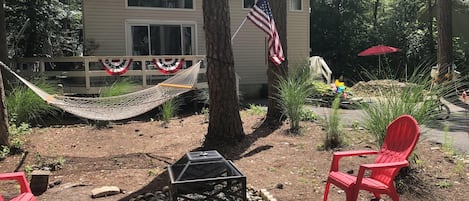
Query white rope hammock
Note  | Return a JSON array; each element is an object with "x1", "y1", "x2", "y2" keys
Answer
[{"x1": 0, "y1": 61, "x2": 201, "y2": 121}]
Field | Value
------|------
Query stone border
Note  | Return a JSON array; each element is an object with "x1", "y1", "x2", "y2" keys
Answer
[{"x1": 259, "y1": 188, "x2": 277, "y2": 201}]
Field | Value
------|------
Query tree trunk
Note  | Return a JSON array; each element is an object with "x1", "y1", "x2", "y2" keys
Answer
[
  {"x1": 373, "y1": 0, "x2": 380, "y2": 28},
  {"x1": 202, "y1": 0, "x2": 244, "y2": 149},
  {"x1": 265, "y1": 0, "x2": 288, "y2": 127},
  {"x1": 436, "y1": 0, "x2": 453, "y2": 83},
  {"x1": 0, "y1": 0, "x2": 9, "y2": 147},
  {"x1": 427, "y1": 0, "x2": 435, "y2": 55}
]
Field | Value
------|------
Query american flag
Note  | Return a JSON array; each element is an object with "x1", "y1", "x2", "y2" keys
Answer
[{"x1": 247, "y1": 0, "x2": 285, "y2": 66}]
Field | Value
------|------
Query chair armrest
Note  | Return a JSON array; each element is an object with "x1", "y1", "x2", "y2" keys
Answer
[
  {"x1": 0, "y1": 172, "x2": 32, "y2": 193},
  {"x1": 355, "y1": 160, "x2": 409, "y2": 186},
  {"x1": 330, "y1": 150, "x2": 378, "y2": 171},
  {"x1": 360, "y1": 161, "x2": 409, "y2": 170}
]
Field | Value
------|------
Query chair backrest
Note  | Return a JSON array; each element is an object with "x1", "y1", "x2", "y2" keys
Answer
[{"x1": 371, "y1": 115, "x2": 420, "y2": 185}]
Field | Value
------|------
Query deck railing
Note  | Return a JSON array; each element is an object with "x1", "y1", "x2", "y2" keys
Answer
[{"x1": 12, "y1": 55, "x2": 206, "y2": 95}]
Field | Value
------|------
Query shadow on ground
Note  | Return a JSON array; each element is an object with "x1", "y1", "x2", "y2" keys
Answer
[{"x1": 118, "y1": 115, "x2": 278, "y2": 200}]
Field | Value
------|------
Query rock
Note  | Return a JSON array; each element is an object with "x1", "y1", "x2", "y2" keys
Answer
[
  {"x1": 431, "y1": 147, "x2": 441, "y2": 150},
  {"x1": 162, "y1": 186, "x2": 170, "y2": 192},
  {"x1": 275, "y1": 183, "x2": 283, "y2": 189},
  {"x1": 91, "y1": 186, "x2": 121, "y2": 198}
]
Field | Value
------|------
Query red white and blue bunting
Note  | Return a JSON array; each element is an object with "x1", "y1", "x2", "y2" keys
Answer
[
  {"x1": 99, "y1": 58, "x2": 133, "y2": 76},
  {"x1": 153, "y1": 58, "x2": 184, "y2": 74}
]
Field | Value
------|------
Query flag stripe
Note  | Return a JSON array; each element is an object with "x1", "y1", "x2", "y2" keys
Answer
[{"x1": 247, "y1": 0, "x2": 285, "y2": 66}]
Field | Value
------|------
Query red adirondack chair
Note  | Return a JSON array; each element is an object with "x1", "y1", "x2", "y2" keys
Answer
[
  {"x1": 0, "y1": 172, "x2": 37, "y2": 201},
  {"x1": 323, "y1": 115, "x2": 420, "y2": 201}
]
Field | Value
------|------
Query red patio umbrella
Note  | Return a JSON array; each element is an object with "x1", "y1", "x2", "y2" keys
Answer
[
  {"x1": 357, "y1": 45, "x2": 401, "y2": 56},
  {"x1": 358, "y1": 45, "x2": 401, "y2": 75}
]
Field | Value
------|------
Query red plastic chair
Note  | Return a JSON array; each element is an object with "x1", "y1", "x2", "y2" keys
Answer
[
  {"x1": 323, "y1": 115, "x2": 420, "y2": 201},
  {"x1": 0, "y1": 172, "x2": 36, "y2": 201}
]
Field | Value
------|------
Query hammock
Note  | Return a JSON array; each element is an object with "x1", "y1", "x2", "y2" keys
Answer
[{"x1": 0, "y1": 61, "x2": 201, "y2": 121}]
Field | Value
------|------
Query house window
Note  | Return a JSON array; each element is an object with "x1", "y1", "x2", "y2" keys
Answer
[
  {"x1": 290, "y1": 0, "x2": 302, "y2": 11},
  {"x1": 130, "y1": 24, "x2": 194, "y2": 56},
  {"x1": 128, "y1": 0, "x2": 194, "y2": 9},
  {"x1": 243, "y1": 0, "x2": 255, "y2": 8}
]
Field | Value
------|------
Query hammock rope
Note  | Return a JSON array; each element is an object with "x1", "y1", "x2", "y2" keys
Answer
[{"x1": 0, "y1": 61, "x2": 201, "y2": 121}]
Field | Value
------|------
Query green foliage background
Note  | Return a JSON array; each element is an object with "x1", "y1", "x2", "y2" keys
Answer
[{"x1": 310, "y1": 0, "x2": 469, "y2": 83}]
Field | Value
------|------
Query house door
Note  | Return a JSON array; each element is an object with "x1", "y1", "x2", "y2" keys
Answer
[{"x1": 129, "y1": 24, "x2": 194, "y2": 56}]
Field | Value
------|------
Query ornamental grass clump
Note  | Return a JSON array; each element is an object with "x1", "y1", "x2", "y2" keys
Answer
[
  {"x1": 322, "y1": 96, "x2": 344, "y2": 149},
  {"x1": 275, "y1": 66, "x2": 314, "y2": 134},
  {"x1": 7, "y1": 81, "x2": 61, "y2": 125},
  {"x1": 360, "y1": 62, "x2": 448, "y2": 146},
  {"x1": 99, "y1": 78, "x2": 138, "y2": 97},
  {"x1": 159, "y1": 98, "x2": 182, "y2": 126}
]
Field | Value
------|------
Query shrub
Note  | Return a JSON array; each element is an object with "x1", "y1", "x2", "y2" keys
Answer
[
  {"x1": 275, "y1": 66, "x2": 314, "y2": 133},
  {"x1": 6, "y1": 81, "x2": 61, "y2": 125}
]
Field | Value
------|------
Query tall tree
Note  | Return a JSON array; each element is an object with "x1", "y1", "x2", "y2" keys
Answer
[
  {"x1": 0, "y1": 0, "x2": 9, "y2": 147},
  {"x1": 436, "y1": 0, "x2": 453, "y2": 83},
  {"x1": 265, "y1": 0, "x2": 288, "y2": 126},
  {"x1": 202, "y1": 0, "x2": 244, "y2": 148}
]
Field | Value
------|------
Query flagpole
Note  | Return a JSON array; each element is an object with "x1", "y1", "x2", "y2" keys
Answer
[{"x1": 231, "y1": 17, "x2": 248, "y2": 42}]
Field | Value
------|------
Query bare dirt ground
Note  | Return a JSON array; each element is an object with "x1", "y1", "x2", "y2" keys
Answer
[{"x1": 1, "y1": 108, "x2": 469, "y2": 201}]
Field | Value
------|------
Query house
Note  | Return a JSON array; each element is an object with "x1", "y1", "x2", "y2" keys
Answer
[{"x1": 82, "y1": 0, "x2": 310, "y2": 98}]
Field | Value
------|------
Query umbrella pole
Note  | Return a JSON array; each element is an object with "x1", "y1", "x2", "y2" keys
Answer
[{"x1": 378, "y1": 55, "x2": 381, "y2": 76}]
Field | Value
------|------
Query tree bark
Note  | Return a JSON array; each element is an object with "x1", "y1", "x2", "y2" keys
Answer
[
  {"x1": 427, "y1": 0, "x2": 435, "y2": 55},
  {"x1": 0, "y1": 0, "x2": 9, "y2": 147},
  {"x1": 265, "y1": 0, "x2": 288, "y2": 126},
  {"x1": 436, "y1": 0, "x2": 453, "y2": 83},
  {"x1": 202, "y1": 0, "x2": 244, "y2": 149},
  {"x1": 373, "y1": 0, "x2": 380, "y2": 28}
]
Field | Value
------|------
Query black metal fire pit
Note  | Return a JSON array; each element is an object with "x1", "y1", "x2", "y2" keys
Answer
[{"x1": 168, "y1": 150, "x2": 246, "y2": 201}]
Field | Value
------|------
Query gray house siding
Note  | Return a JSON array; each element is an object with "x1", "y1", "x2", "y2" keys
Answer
[{"x1": 83, "y1": 0, "x2": 310, "y2": 98}]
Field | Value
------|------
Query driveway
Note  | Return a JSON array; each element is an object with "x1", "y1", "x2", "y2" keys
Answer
[{"x1": 307, "y1": 103, "x2": 469, "y2": 153}]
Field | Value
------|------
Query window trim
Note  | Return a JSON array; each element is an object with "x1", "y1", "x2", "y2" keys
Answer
[
  {"x1": 125, "y1": 20, "x2": 198, "y2": 56},
  {"x1": 289, "y1": 0, "x2": 303, "y2": 12},
  {"x1": 125, "y1": 0, "x2": 196, "y2": 11}
]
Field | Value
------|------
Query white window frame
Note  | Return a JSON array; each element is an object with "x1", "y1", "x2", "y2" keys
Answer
[
  {"x1": 290, "y1": 0, "x2": 303, "y2": 11},
  {"x1": 125, "y1": 20, "x2": 198, "y2": 56},
  {"x1": 125, "y1": 0, "x2": 196, "y2": 11}
]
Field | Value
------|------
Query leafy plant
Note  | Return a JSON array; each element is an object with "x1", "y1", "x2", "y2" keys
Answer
[
  {"x1": 0, "y1": 145, "x2": 10, "y2": 160},
  {"x1": 322, "y1": 96, "x2": 344, "y2": 149},
  {"x1": 300, "y1": 109, "x2": 317, "y2": 122},
  {"x1": 247, "y1": 104, "x2": 266, "y2": 115},
  {"x1": 7, "y1": 119, "x2": 32, "y2": 154},
  {"x1": 6, "y1": 81, "x2": 61, "y2": 125},
  {"x1": 275, "y1": 66, "x2": 314, "y2": 133}
]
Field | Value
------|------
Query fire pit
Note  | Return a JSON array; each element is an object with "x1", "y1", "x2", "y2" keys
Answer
[{"x1": 168, "y1": 150, "x2": 246, "y2": 201}]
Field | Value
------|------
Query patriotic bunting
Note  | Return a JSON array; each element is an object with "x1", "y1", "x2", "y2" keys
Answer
[
  {"x1": 153, "y1": 58, "x2": 184, "y2": 74},
  {"x1": 99, "y1": 58, "x2": 133, "y2": 76}
]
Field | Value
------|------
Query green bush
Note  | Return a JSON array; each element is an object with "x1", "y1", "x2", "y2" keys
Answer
[
  {"x1": 276, "y1": 66, "x2": 314, "y2": 133},
  {"x1": 7, "y1": 81, "x2": 61, "y2": 125}
]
